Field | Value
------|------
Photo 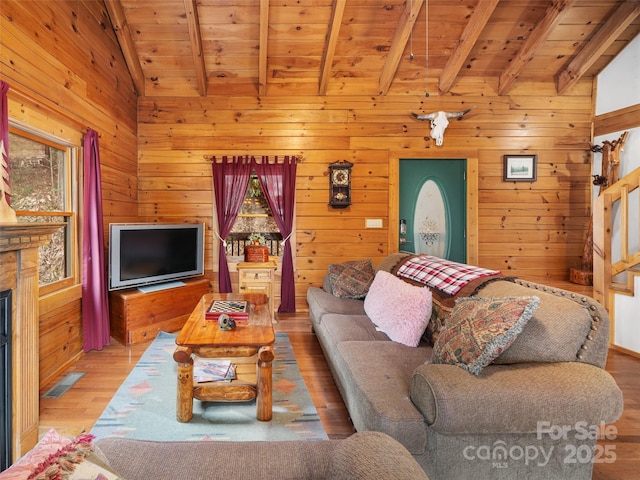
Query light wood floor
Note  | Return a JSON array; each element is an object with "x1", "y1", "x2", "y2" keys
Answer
[{"x1": 39, "y1": 283, "x2": 639, "y2": 480}]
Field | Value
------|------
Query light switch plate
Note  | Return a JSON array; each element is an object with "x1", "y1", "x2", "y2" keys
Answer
[{"x1": 365, "y1": 218, "x2": 383, "y2": 228}]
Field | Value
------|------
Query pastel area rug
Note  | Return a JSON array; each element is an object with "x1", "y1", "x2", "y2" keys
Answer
[{"x1": 90, "y1": 331, "x2": 328, "y2": 442}]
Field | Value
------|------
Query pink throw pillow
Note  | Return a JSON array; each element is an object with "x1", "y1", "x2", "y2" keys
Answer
[
  {"x1": 0, "y1": 429, "x2": 72, "y2": 479},
  {"x1": 0, "y1": 428, "x2": 117, "y2": 479},
  {"x1": 364, "y1": 270, "x2": 432, "y2": 347}
]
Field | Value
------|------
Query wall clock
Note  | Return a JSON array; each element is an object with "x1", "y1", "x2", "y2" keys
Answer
[{"x1": 328, "y1": 160, "x2": 353, "y2": 208}]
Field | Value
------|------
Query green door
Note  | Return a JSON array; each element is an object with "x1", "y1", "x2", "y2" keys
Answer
[{"x1": 399, "y1": 159, "x2": 467, "y2": 263}]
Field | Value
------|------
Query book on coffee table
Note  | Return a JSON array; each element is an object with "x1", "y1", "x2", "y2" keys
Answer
[
  {"x1": 193, "y1": 358, "x2": 236, "y2": 383},
  {"x1": 205, "y1": 300, "x2": 250, "y2": 323}
]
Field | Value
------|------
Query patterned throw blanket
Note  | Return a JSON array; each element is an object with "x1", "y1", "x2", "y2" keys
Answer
[{"x1": 394, "y1": 255, "x2": 501, "y2": 296}]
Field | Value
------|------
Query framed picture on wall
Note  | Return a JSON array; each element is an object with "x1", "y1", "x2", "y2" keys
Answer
[{"x1": 503, "y1": 154, "x2": 537, "y2": 182}]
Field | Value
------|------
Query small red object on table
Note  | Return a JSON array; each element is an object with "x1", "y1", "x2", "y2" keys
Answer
[
  {"x1": 244, "y1": 243, "x2": 269, "y2": 262},
  {"x1": 205, "y1": 299, "x2": 250, "y2": 323}
]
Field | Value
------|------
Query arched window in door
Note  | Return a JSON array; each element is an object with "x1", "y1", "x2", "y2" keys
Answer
[{"x1": 414, "y1": 179, "x2": 449, "y2": 258}]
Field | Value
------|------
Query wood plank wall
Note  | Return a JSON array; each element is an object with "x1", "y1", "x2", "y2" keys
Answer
[
  {"x1": 1, "y1": 0, "x2": 138, "y2": 388},
  {"x1": 1, "y1": 0, "x2": 595, "y2": 382},
  {"x1": 138, "y1": 79, "x2": 594, "y2": 312}
]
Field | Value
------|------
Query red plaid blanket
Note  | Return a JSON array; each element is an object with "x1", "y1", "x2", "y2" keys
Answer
[{"x1": 395, "y1": 255, "x2": 500, "y2": 296}]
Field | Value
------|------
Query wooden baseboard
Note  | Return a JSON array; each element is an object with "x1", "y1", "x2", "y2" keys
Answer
[{"x1": 609, "y1": 343, "x2": 640, "y2": 359}]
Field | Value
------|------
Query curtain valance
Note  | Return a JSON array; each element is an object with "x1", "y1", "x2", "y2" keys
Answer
[{"x1": 208, "y1": 154, "x2": 303, "y2": 164}]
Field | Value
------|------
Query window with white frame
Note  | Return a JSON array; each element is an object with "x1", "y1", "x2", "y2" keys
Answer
[{"x1": 8, "y1": 126, "x2": 78, "y2": 293}]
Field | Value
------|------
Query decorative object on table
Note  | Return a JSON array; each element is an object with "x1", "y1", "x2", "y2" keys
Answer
[
  {"x1": 247, "y1": 232, "x2": 266, "y2": 244},
  {"x1": 217, "y1": 313, "x2": 236, "y2": 330},
  {"x1": 244, "y1": 232, "x2": 269, "y2": 262},
  {"x1": 205, "y1": 300, "x2": 249, "y2": 323},
  {"x1": 328, "y1": 160, "x2": 353, "y2": 208},
  {"x1": 503, "y1": 154, "x2": 537, "y2": 181}
]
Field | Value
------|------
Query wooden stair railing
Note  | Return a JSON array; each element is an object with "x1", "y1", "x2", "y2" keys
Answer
[{"x1": 593, "y1": 166, "x2": 640, "y2": 317}]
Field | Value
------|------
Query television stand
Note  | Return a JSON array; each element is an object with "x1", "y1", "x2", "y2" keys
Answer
[{"x1": 109, "y1": 277, "x2": 210, "y2": 345}]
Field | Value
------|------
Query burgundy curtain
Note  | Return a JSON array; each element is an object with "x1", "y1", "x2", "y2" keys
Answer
[
  {"x1": 212, "y1": 156, "x2": 252, "y2": 292},
  {"x1": 254, "y1": 156, "x2": 297, "y2": 312},
  {"x1": 1, "y1": 81, "x2": 10, "y2": 205},
  {"x1": 82, "y1": 129, "x2": 110, "y2": 352}
]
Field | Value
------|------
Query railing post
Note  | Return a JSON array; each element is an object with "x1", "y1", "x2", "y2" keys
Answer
[
  {"x1": 592, "y1": 192, "x2": 610, "y2": 310},
  {"x1": 593, "y1": 167, "x2": 640, "y2": 346}
]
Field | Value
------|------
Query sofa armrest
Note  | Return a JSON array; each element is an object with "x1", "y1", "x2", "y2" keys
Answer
[
  {"x1": 327, "y1": 432, "x2": 429, "y2": 480},
  {"x1": 411, "y1": 362, "x2": 623, "y2": 434}
]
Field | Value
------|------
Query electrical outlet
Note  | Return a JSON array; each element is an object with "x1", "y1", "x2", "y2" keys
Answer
[{"x1": 365, "y1": 218, "x2": 383, "y2": 229}]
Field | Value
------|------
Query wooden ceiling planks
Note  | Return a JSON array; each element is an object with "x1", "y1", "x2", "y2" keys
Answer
[{"x1": 104, "y1": 0, "x2": 640, "y2": 98}]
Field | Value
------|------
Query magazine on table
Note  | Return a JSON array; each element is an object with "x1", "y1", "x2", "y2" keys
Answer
[{"x1": 193, "y1": 358, "x2": 236, "y2": 383}]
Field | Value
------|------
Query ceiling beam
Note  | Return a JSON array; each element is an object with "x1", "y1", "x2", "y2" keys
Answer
[
  {"x1": 438, "y1": 0, "x2": 499, "y2": 95},
  {"x1": 318, "y1": 0, "x2": 346, "y2": 95},
  {"x1": 594, "y1": 104, "x2": 640, "y2": 137},
  {"x1": 498, "y1": 0, "x2": 576, "y2": 96},
  {"x1": 378, "y1": 0, "x2": 425, "y2": 95},
  {"x1": 184, "y1": 0, "x2": 207, "y2": 97},
  {"x1": 104, "y1": 0, "x2": 145, "y2": 96},
  {"x1": 258, "y1": 0, "x2": 269, "y2": 97},
  {"x1": 555, "y1": 0, "x2": 640, "y2": 96}
]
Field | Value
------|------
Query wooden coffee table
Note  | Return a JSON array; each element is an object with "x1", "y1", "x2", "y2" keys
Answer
[{"x1": 173, "y1": 293, "x2": 275, "y2": 423}]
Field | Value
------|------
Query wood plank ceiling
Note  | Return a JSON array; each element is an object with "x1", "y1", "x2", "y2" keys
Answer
[{"x1": 104, "y1": 0, "x2": 640, "y2": 98}]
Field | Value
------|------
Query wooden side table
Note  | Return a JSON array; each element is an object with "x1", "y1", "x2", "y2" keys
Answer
[
  {"x1": 173, "y1": 293, "x2": 275, "y2": 423},
  {"x1": 237, "y1": 259, "x2": 277, "y2": 316}
]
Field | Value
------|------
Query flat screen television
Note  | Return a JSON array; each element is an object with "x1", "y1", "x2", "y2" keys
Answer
[{"x1": 108, "y1": 223, "x2": 205, "y2": 291}]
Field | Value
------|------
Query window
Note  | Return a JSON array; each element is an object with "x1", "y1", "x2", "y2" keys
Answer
[
  {"x1": 226, "y1": 175, "x2": 282, "y2": 257},
  {"x1": 8, "y1": 126, "x2": 78, "y2": 293}
]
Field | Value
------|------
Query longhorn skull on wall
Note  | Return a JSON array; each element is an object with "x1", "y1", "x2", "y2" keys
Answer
[{"x1": 410, "y1": 108, "x2": 474, "y2": 146}]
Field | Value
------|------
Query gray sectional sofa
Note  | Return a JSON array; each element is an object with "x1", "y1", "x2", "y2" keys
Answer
[
  {"x1": 94, "y1": 431, "x2": 428, "y2": 480},
  {"x1": 307, "y1": 253, "x2": 624, "y2": 480}
]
